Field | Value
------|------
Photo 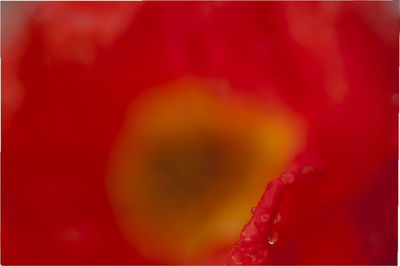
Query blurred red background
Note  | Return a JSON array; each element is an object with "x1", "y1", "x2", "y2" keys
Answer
[{"x1": 2, "y1": 2, "x2": 398, "y2": 265}]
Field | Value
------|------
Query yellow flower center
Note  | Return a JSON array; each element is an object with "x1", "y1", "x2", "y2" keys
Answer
[{"x1": 107, "y1": 78, "x2": 305, "y2": 263}]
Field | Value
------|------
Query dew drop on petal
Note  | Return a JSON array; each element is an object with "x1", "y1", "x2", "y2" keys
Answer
[
  {"x1": 250, "y1": 255, "x2": 258, "y2": 264},
  {"x1": 231, "y1": 254, "x2": 243, "y2": 265},
  {"x1": 273, "y1": 213, "x2": 281, "y2": 224},
  {"x1": 250, "y1": 254, "x2": 261, "y2": 264},
  {"x1": 241, "y1": 230, "x2": 252, "y2": 242},
  {"x1": 251, "y1": 249, "x2": 269, "y2": 264},
  {"x1": 301, "y1": 165, "x2": 315, "y2": 175},
  {"x1": 260, "y1": 213, "x2": 270, "y2": 223},
  {"x1": 251, "y1": 207, "x2": 256, "y2": 214},
  {"x1": 280, "y1": 172, "x2": 295, "y2": 184},
  {"x1": 267, "y1": 231, "x2": 278, "y2": 245}
]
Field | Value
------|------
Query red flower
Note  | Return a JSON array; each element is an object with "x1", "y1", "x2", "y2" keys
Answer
[{"x1": 3, "y1": 2, "x2": 398, "y2": 265}]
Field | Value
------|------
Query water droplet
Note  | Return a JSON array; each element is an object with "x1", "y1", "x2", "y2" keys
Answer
[
  {"x1": 250, "y1": 255, "x2": 258, "y2": 264},
  {"x1": 251, "y1": 250, "x2": 268, "y2": 264},
  {"x1": 250, "y1": 254, "x2": 260, "y2": 264},
  {"x1": 301, "y1": 165, "x2": 315, "y2": 175},
  {"x1": 241, "y1": 231, "x2": 253, "y2": 242},
  {"x1": 251, "y1": 207, "x2": 256, "y2": 214},
  {"x1": 231, "y1": 254, "x2": 242, "y2": 265},
  {"x1": 267, "y1": 231, "x2": 278, "y2": 245},
  {"x1": 241, "y1": 231, "x2": 247, "y2": 240},
  {"x1": 280, "y1": 172, "x2": 295, "y2": 184},
  {"x1": 260, "y1": 213, "x2": 270, "y2": 223},
  {"x1": 273, "y1": 213, "x2": 281, "y2": 224}
]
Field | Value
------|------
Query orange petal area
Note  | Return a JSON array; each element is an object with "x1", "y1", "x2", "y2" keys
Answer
[{"x1": 106, "y1": 78, "x2": 306, "y2": 264}]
